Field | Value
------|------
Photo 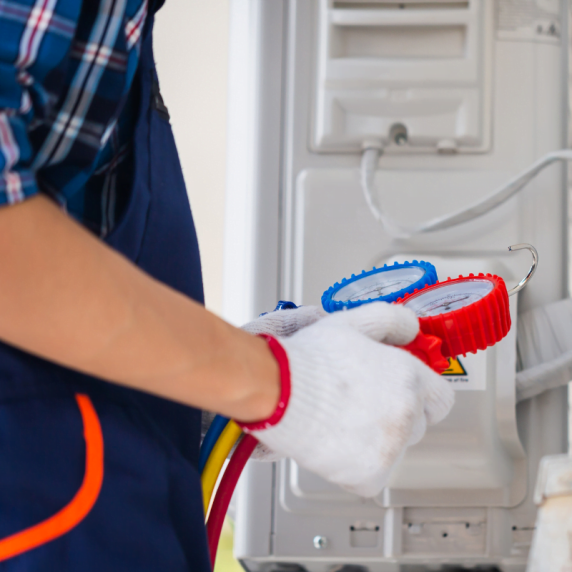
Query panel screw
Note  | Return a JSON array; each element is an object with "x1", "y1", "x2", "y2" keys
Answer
[{"x1": 313, "y1": 536, "x2": 328, "y2": 549}]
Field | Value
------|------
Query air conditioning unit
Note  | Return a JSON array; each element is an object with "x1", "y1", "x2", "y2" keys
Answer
[{"x1": 224, "y1": 1, "x2": 569, "y2": 570}]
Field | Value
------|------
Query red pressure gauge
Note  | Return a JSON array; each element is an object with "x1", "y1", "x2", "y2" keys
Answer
[
  {"x1": 396, "y1": 244, "x2": 537, "y2": 373},
  {"x1": 398, "y1": 274, "x2": 510, "y2": 363}
]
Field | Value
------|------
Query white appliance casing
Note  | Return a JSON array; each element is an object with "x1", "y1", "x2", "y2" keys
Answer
[{"x1": 223, "y1": 1, "x2": 570, "y2": 570}]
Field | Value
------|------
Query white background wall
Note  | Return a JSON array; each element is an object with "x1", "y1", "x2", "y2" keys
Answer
[{"x1": 154, "y1": 0, "x2": 230, "y2": 316}]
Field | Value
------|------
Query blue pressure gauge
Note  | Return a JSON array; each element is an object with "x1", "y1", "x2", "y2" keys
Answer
[{"x1": 322, "y1": 260, "x2": 438, "y2": 313}]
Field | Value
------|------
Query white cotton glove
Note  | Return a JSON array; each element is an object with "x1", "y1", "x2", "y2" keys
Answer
[
  {"x1": 241, "y1": 305, "x2": 327, "y2": 460},
  {"x1": 239, "y1": 302, "x2": 455, "y2": 497},
  {"x1": 241, "y1": 305, "x2": 327, "y2": 338}
]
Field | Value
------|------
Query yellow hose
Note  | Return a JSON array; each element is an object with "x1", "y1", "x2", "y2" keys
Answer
[{"x1": 201, "y1": 420, "x2": 243, "y2": 516}]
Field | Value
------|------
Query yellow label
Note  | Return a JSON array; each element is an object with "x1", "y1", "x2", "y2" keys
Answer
[{"x1": 442, "y1": 357, "x2": 467, "y2": 376}]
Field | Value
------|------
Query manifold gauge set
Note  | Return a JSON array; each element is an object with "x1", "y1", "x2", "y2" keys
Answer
[{"x1": 321, "y1": 243, "x2": 538, "y2": 371}]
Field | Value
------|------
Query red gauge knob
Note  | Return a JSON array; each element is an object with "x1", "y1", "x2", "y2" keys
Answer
[
  {"x1": 402, "y1": 332, "x2": 449, "y2": 374},
  {"x1": 396, "y1": 274, "x2": 511, "y2": 358}
]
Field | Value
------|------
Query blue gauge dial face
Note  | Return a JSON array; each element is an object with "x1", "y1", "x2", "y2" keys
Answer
[
  {"x1": 332, "y1": 267, "x2": 426, "y2": 303},
  {"x1": 403, "y1": 280, "x2": 493, "y2": 317}
]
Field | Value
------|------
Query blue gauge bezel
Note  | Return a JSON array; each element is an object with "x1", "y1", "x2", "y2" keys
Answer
[{"x1": 321, "y1": 260, "x2": 438, "y2": 313}]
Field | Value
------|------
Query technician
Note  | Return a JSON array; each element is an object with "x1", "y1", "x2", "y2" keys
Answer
[{"x1": 0, "y1": 1, "x2": 454, "y2": 570}]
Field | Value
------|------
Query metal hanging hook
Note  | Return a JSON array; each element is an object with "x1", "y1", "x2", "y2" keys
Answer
[{"x1": 507, "y1": 243, "x2": 538, "y2": 296}]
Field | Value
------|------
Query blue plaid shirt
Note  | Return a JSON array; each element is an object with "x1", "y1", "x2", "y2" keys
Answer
[{"x1": 0, "y1": 0, "x2": 150, "y2": 236}]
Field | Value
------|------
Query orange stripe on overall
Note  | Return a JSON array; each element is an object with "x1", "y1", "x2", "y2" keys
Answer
[{"x1": 0, "y1": 394, "x2": 104, "y2": 561}]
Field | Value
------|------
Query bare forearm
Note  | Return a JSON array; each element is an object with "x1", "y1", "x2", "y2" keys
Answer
[{"x1": 0, "y1": 196, "x2": 279, "y2": 421}]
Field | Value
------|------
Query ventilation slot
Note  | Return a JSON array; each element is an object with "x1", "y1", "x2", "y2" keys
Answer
[
  {"x1": 331, "y1": 24, "x2": 466, "y2": 58},
  {"x1": 333, "y1": 1, "x2": 469, "y2": 9}
]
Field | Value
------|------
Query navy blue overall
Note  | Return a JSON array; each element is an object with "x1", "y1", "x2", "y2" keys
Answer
[{"x1": 0, "y1": 8, "x2": 211, "y2": 571}]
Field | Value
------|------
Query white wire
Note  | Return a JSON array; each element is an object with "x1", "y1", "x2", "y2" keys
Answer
[
  {"x1": 361, "y1": 146, "x2": 572, "y2": 401},
  {"x1": 516, "y1": 352, "x2": 572, "y2": 402},
  {"x1": 361, "y1": 147, "x2": 572, "y2": 238}
]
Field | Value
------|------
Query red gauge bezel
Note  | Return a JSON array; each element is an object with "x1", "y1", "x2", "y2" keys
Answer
[{"x1": 396, "y1": 274, "x2": 511, "y2": 358}]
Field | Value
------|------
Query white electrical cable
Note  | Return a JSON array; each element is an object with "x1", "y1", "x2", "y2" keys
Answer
[
  {"x1": 362, "y1": 145, "x2": 572, "y2": 401},
  {"x1": 516, "y1": 352, "x2": 572, "y2": 402},
  {"x1": 360, "y1": 146, "x2": 572, "y2": 238},
  {"x1": 515, "y1": 297, "x2": 572, "y2": 402}
]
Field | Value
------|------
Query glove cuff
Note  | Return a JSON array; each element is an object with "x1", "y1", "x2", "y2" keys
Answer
[{"x1": 236, "y1": 335, "x2": 292, "y2": 432}]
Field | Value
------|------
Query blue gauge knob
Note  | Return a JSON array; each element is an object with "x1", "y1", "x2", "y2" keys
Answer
[
  {"x1": 322, "y1": 260, "x2": 438, "y2": 313},
  {"x1": 259, "y1": 300, "x2": 299, "y2": 317}
]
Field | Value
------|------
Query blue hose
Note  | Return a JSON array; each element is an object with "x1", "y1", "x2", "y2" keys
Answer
[{"x1": 199, "y1": 414, "x2": 230, "y2": 474}]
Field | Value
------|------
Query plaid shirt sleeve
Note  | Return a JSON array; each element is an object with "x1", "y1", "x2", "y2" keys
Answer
[{"x1": 0, "y1": 0, "x2": 81, "y2": 204}]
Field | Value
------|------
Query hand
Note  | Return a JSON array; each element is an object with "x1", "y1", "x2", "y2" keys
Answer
[
  {"x1": 238, "y1": 302, "x2": 455, "y2": 497},
  {"x1": 201, "y1": 305, "x2": 327, "y2": 450},
  {"x1": 241, "y1": 305, "x2": 326, "y2": 338},
  {"x1": 241, "y1": 305, "x2": 327, "y2": 460}
]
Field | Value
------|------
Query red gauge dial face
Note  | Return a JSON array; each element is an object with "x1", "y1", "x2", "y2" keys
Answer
[{"x1": 403, "y1": 280, "x2": 493, "y2": 317}]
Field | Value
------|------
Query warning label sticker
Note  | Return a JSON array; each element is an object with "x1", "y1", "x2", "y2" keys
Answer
[
  {"x1": 442, "y1": 357, "x2": 468, "y2": 377},
  {"x1": 497, "y1": 0, "x2": 561, "y2": 44},
  {"x1": 441, "y1": 355, "x2": 486, "y2": 391}
]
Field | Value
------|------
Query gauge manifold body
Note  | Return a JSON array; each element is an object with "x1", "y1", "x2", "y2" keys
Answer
[
  {"x1": 322, "y1": 261, "x2": 438, "y2": 313},
  {"x1": 402, "y1": 332, "x2": 450, "y2": 374},
  {"x1": 397, "y1": 273, "x2": 511, "y2": 358}
]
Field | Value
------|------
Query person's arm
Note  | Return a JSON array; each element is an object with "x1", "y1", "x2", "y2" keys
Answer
[
  {"x1": 0, "y1": 2, "x2": 278, "y2": 422},
  {"x1": 0, "y1": 195, "x2": 280, "y2": 422}
]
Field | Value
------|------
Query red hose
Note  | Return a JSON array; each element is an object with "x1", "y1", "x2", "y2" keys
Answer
[{"x1": 206, "y1": 433, "x2": 258, "y2": 569}]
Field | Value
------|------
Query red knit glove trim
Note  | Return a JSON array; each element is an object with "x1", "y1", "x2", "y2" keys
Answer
[{"x1": 236, "y1": 334, "x2": 291, "y2": 433}]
